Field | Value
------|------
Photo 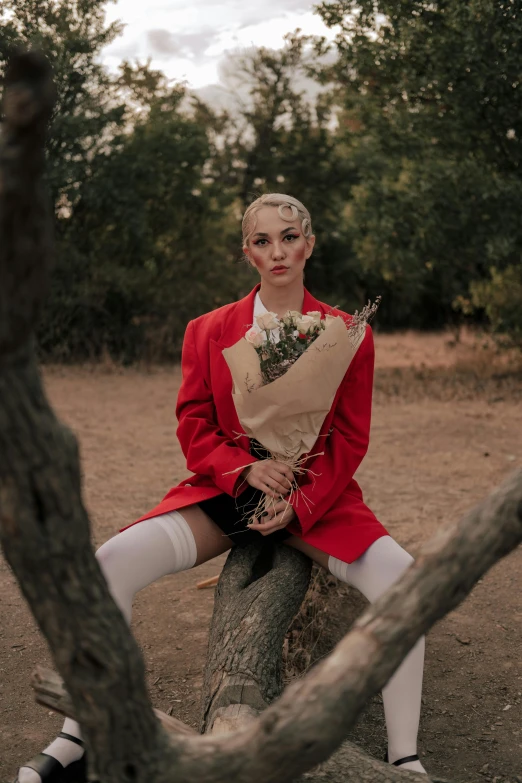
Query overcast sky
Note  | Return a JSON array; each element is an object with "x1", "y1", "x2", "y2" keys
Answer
[{"x1": 102, "y1": 0, "x2": 338, "y2": 91}]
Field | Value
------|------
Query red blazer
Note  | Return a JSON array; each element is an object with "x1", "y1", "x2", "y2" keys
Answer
[{"x1": 122, "y1": 284, "x2": 388, "y2": 563}]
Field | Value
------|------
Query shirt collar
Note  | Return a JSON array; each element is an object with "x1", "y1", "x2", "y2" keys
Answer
[
  {"x1": 254, "y1": 291, "x2": 268, "y2": 318},
  {"x1": 253, "y1": 291, "x2": 281, "y2": 340}
]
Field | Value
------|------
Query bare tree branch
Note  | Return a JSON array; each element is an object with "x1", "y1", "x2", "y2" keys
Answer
[
  {"x1": 0, "y1": 49, "x2": 170, "y2": 781},
  {"x1": 25, "y1": 469, "x2": 522, "y2": 782},
  {"x1": 0, "y1": 50, "x2": 55, "y2": 358}
]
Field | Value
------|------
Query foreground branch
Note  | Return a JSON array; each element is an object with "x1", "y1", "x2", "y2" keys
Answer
[
  {"x1": 27, "y1": 467, "x2": 522, "y2": 782},
  {"x1": 144, "y1": 469, "x2": 522, "y2": 782},
  {"x1": 0, "y1": 50, "x2": 169, "y2": 780},
  {"x1": 0, "y1": 50, "x2": 55, "y2": 358},
  {"x1": 31, "y1": 666, "x2": 197, "y2": 738},
  {"x1": 33, "y1": 668, "x2": 453, "y2": 783}
]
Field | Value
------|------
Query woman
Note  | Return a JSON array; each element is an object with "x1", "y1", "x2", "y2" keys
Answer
[{"x1": 17, "y1": 194, "x2": 427, "y2": 782}]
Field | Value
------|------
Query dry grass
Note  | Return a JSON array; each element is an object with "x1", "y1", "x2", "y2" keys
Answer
[
  {"x1": 373, "y1": 328, "x2": 522, "y2": 403},
  {"x1": 373, "y1": 326, "x2": 521, "y2": 370}
]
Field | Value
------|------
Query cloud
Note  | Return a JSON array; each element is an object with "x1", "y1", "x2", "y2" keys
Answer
[
  {"x1": 237, "y1": 0, "x2": 312, "y2": 27},
  {"x1": 103, "y1": 39, "x2": 141, "y2": 60},
  {"x1": 147, "y1": 28, "x2": 217, "y2": 60},
  {"x1": 190, "y1": 83, "x2": 238, "y2": 112},
  {"x1": 102, "y1": 1, "x2": 339, "y2": 89}
]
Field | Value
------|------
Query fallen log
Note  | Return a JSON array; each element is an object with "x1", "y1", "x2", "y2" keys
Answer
[{"x1": 31, "y1": 665, "x2": 197, "y2": 738}]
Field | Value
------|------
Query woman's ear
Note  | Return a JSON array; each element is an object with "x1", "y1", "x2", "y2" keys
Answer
[
  {"x1": 243, "y1": 245, "x2": 256, "y2": 268},
  {"x1": 305, "y1": 235, "x2": 316, "y2": 259}
]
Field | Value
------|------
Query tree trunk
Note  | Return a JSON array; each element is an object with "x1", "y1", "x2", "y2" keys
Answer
[
  {"x1": 1, "y1": 50, "x2": 521, "y2": 783},
  {"x1": 200, "y1": 540, "x2": 312, "y2": 734},
  {"x1": 0, "y1": 49, "x2": 171, "y2": 781}
]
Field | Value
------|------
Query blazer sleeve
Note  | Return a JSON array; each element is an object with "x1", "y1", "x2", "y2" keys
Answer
[
  {"x1": 288, "y1": 325, "x2": 375, "y2": 536},
  {"x1": 176, "y1": 320, "x2": 258, "y2": 496}
]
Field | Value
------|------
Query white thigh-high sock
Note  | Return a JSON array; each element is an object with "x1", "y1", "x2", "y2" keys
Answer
[
  {"x1": 18, "y1": 512, "x2": 197, "y2": 783},
  {"x1": 328, "y1": 535, "x2": 427, "y2": 774}
]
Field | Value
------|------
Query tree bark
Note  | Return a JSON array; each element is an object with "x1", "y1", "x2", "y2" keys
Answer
[
  {"x1": 1, "y1": 50, "x2": 521, "y2": 783},
  {"x1": 0, "y1": 50, "x2": 55, "y2": 358},
  {"x1": 200, "y1": 540, "x2": 312, "y2": 734},
  {"x1": 28, "y1": 459, "x2": 522, "y2": 782},
  {"x1": 31, "y1": 666, "x2": 453, "y2": 783},
  {"x1": 0, "y1": 49, "x2": 171, "y2": 781},
  {"x1": 31, "y1": 666, "x2": 197, "y2": 738}
]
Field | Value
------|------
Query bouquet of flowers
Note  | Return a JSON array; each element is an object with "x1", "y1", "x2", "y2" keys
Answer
[
  {"x1": 244, "y1": 309, "x2": 349, "y2": 385},
  {"x1": 222, "y1": 299, "x2": 380, "y2": 522}
]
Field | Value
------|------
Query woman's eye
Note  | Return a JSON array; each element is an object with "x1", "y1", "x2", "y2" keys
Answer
[{"x1": 253, "y1": 234, "x2": 299, "y2": 246}]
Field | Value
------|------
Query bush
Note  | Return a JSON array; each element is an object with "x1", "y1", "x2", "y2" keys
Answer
[{"x1": 462, "y1": 265, "x2": 522, "y2": 350}]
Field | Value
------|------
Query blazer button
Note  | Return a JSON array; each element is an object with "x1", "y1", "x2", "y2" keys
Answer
[{"x1": 185, "y1": 483, "x2": 192, "y2": 487}]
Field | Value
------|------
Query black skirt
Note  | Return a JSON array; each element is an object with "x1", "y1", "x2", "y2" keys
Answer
[{"x1": 198, "y1": 440, "x2": 292, "y2": 548}]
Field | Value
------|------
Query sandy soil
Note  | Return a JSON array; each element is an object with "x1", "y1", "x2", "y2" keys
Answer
[{"x1": 1, "y1": 331, "x2": 521, "y2": 782}]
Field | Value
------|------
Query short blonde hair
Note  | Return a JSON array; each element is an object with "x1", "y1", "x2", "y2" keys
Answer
[{"x1": 242, "y1": 193, "x2": 313, "y2": 248}]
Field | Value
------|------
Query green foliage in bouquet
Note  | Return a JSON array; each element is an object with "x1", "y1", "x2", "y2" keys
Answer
[
  {"x1": 247, "y1": 311, "x2": 328, "y2": 385},
  {"x1": 247, "y1": 299, "x2": 382, "y2": 386}
]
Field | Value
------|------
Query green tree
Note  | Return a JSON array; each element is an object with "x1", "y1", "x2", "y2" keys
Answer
[
  {"x1": 314, "y1": 0, "x2": 522, "y2": 331},
  {"x1": 216, "y1": 36, "x2": 365, "y2": 308},
  {"x1": 1, "y1": 2, "x2": 251, "y2": 360},
  {"x1": 0, "y1": 0, "x2": 127, "y2": 210},
  {"x1": 39, "y1": 74, "x2": 251, "y2": 361}
]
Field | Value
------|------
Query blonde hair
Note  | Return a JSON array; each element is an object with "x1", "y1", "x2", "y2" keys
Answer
[{"x1": 242, "y1": 193, "x2": 313, "y2": 248}]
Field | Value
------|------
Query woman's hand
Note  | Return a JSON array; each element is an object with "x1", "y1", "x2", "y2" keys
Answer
[
  {"x1": 248, "y1": 499, "x2": 297, "y2": 536},
  {"x1": 241, "y1": 459, "x2": 294, "y2": 499}
]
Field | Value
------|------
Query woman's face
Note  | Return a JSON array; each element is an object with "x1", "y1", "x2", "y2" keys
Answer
[{"x1": 243, "y1": 206, "x2": 315, "y2": 287}]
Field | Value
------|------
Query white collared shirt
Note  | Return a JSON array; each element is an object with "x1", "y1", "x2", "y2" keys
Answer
[{"x1": 253, "y1": 291, "x2": 281, "y2": 342}]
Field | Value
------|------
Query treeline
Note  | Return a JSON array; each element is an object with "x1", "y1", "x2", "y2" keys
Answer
[{"x1": 1, "y1": 0, "x2": 520, "y2": 361}]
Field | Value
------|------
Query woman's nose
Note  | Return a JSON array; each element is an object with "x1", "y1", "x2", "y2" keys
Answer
[{"x1": 271, "y1": 242, "x2": 286, "y2": 260}]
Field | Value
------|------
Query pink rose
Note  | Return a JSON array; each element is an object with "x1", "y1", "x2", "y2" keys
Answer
[{"x1": 245, "y1": 327, "x2": 267, "y2": 348}]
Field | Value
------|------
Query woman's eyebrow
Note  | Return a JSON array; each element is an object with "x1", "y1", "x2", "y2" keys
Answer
[{"x1": 253, "y1": 227, "x2": 298, "y2": 237}]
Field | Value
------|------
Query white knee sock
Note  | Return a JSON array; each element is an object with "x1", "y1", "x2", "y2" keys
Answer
[
  {"x1": 329, "y1": 535, "x2": 427, "y2": 774},
  {"x1": 18, "y1": 512, "x2": 197, "y2": 783}
]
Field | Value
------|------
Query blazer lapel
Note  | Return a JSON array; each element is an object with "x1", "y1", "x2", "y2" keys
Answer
[
  {"x1": 214, "y1": 284, "x2": 261, "y2": 349},
  {"x1": 208, "y1": 284, "x2": 260, "y2": 438}
]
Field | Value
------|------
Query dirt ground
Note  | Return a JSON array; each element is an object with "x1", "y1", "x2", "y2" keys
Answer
[{"x1": 1, "y1": 330, "x2": 521, "y2": 782}]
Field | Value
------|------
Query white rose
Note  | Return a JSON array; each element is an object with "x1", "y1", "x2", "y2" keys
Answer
[
  {"x1": 324, "y1": 313, "x2": 341, "y2": 327},
  {"x1": 295, "y1": 314, "x2": 317, "y2": 334},
  {"x1": 281, "y1": 309, "x2": 302, "y2": 327},
  {"x1": 305, "y1": 310, "x2": 323, "y2": 326},
  {"x1": 245, "y1": 327, "x2": 267, "y2": 348},
  {"x1": 256, "y1": 311, "x2": 279, "y2": 331}
]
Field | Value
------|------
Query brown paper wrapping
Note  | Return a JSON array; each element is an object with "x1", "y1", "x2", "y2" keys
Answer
[{"x1": 222, "y1": 316, "x2": 367, "y2": 462}]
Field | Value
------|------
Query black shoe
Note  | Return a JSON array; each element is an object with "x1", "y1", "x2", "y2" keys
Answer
[
  {"x1": 384, "y1": 750, "x2": 420, "y2": 767},
  {"x1": 15, "y1": 732, "x2": 87, "y2": 783}
]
